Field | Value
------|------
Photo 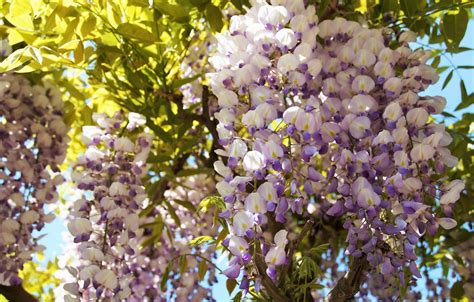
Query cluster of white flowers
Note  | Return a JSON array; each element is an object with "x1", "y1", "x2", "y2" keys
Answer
[{"x1": 0, "y1": 74, "x2": 69, "y2": 285}]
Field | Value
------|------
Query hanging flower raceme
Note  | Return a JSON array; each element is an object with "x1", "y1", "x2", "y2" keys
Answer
[
  {"x1": 0, "y1": 74, "x2": 69, "y2": 285},
  {"x1": 124, "y1": 174, "x2": 218, "y2": 302},
  {"x1": 313, "y1": 19, "x2": 463, "y2": 298},
  {"x1": 63, "y1": 111, "x2": 152, "y2": 300},
  {"x1": 209, "y1": 0, "x2": 320, "y2": 290},
  {"x1": 208, "y1": 0, "x2": 463, "y2": 297}
]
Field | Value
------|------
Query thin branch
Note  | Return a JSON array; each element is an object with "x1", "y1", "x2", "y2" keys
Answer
[
  {"x1": 326, "y1": 256, "x2": 369, "y2": 302},
  {"x1": 200, "y1": 86, "x2": 219, "y2": 167},
  {"x1": 320, "y1": 0, "x2": 339, "y2": 21},
  {"x1": 0, "y1": 284, "x2": 37, "y2": 302}
]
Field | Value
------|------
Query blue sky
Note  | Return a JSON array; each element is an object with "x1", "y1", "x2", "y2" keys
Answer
[{"x1": 36, "y1": 19, "x2": 474, "y2": 300}]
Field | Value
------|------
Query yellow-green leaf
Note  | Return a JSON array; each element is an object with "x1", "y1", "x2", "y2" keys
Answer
[
  {"x1": 205, "y1": 4, "x2": 224, "y2": 32},
  {"x1": 0, "y1": 48, "x2": 29, "y2": 72},
  {"x1": 116, "y1": 23, "x2": 159, "y2": 43},
  {"x1": 198, "y1": 261, "x2": 207, "y2": 281},
  {"x1": 155, "y1": 0, "x2": 190, "y2": 22},
  {"x1": 28, "y1": 46, "x2": 42, "y2": 64},
  {"x1": 80, "y1": 16, "x2": 97, "y2": 39},
  {"x1": 7, "y1": 0, "x2": 34, "y2": 31},
  {"x1": 60, "y1": 39, "x2": 81, "y2": 51},
  {"x1": 226, "y1": 279, "x2": 237, "y2": 294},
  {"x1": 442, "y1": 8, "x2": 469, "y2": 47},
  {"x1": 189, "y1": 235, "x2": 214, "y2": 246}
]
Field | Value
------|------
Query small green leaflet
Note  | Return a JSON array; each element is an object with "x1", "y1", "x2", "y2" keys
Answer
[
  {"x1": 189, "y1": 235, "x2": 214, "y2": 246},
  {"x1": 116, "y1": 23, "x2": 159, "y2": 43},
  {"x1": 198, "y1": 196, "x2": 225, "y2": 212}
]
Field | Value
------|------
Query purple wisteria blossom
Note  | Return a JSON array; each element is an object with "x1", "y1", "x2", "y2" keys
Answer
[
  {"x1": 0, "y1": 74, "x2": 69, "y2": 285},
  {"x1": 208, "y1": 0, "x2": 464, "y2": 298},
  {"x1": 63, "y1": 111, "x2": 152, "y2": 300}
]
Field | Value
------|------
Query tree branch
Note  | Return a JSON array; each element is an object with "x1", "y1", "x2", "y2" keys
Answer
[
  {"x1": 155, "y1": 86, "x2": 218, "y2": 169},
  {"x1": 326, "y1": 256, "x2": 369, "y2": 302},
  {"x1": 320, "y1": 0, "x2": 339, "y2": 20},
  {"x1": 200, "y1": 86, "x2": 219, "y2": 167},
  {"x1": 0, "y1": 284, "x2": 37, "y2": 302}
]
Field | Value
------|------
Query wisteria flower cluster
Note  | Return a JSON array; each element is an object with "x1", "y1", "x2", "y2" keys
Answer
[
  {"x1": 63, "y1": 111, "x2": 152, "y2": 300},
  {"x1": 208, "y1": 0, "x2": 463, "y2": 297},
  {"x1": 0, "y1": 74, "x2": 68, "y2": 285},
  {"x1": 124, "y1": 174, "x2": 218, "y2": 302}
]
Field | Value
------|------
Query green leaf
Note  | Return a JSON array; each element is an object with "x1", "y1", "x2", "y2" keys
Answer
[
  {"x1": 116, "y1": 23, "x2": 159, "y2": 43},
  {"x1": 146, "y1": 122, "x2": 173, "y2": 143},
  {"x1": 431, "y1": 55, "x2": 440, "y2": 68},
  {"x1": 226, "y1": 279, "x2": 237, "y2": 295},
  {"x1": 189, "y1": 236, "x2": 214, "y2": 246},
  {"x1": 442, "y1": 70, "x2": 453, "y2": 90},
  {"x1": 172, "y1": 199, "x2": 196, "y2": 213},
  {"x1": 380, "y1": 0, "x2": 399, "y2": 13},
  {"x1": 155, "y1": 0, "x2": 190, "y2": 22},
  {"x1": 190, "y1": 0, "x2": 210, "y2": 11},
  {"x1": 171, "y1": 73, "x2": 202, "y2": 89},
  {"x1": 458, "y1": 65, "x2": 474, "y2": 69},
  {"x1": 6, "y1": 0, "x2": 34, "y2": 31},
  {"x1": 400, "y1": 0, "x2": 418, "y2": 17},
  {"x1": 198, "y1": 196, "x2": 225, "y2": 212},
  {"x1": 232, "y1": 292, "x2": 242, "y2": 302},
  {"x1": 141, "y1": 233, "x2": 159, "y2": 247},
  {"x1": 128, "y1": 0, "x2": 149, "y2": 7},
  {"x1": 442, "y1": 8, "x2": 468, "y2": 48},
  {"x1": 452, "y1": 47, "x2": 474, "y2": 53},
  {"x1": 198, "y1": 261, "x2": 207, "y2": 281},
  {"x1": 436, "y1": 66, "x2": 449, "y2": 74},
  {"x1": 441, "y1": 111, "x2": 456, "y2": 118},
  {"x1": 450, "y1": 280, "x2": 465, "y2": 299},
  {"x1": 0, "y1": 48, "x2": 29, "y2": 72},
  {"x1": 147, "y1": 153, "x2": 172, "y2": 163},
  {"x1": 308, "y1": 283, "x2": 324, "y2": 290},
  {"x1": 310, "y1": 243, "x2": 330, "y2": 255},
  {"x1": 206, "y1": 4, "x2": 224, "y2": 32},
  {"x1": 164, "y1": 200, "x2": 182, "y2": 226},
  {"x1": 455, "y1": 80, "x2": 474, "y2": 111},
  {"x1": 26, "y1": 46, "x2": 42, "y2": 65},
  {"x1": 82, "y1": 105, "x2": 93, "y2": 125},
  {"x1": 179, "y1": 255, "x2": 187, "y2": 274},
  {"x1": 80, "y1": 16, "x2": 97, "y2": 38},
  {"x1": 59, "y1": 40, "x2": 81, "y2": 51},
  {"x1": 215, "y1": 228, "x2": 229, "y2": 245},
  {"x1": 160, "y1": 263, "x2": 171, "y2": 290}
]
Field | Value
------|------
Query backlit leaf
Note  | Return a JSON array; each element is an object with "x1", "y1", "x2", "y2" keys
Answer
[
  {"x1": 117, "y1": 23, "x2": 160, "y2": 43},
  {"x1": 198, "y1": 261, "x2": 208, "y2": 280},
  {"x1": 442, "y1": 8, "x2": 468, "y2": 47},
  {"x1": 189, "y1": 236, "x2": 214, "y2": 246},
  {"x1": 206, "y1": 4, "x2": 224, "y2": 32},
  {"x1": 226, "y1": 279, "x2": 237, "y2": 295},
  {"x1": 442, "y1": 70, "x2": 453, "y2": 90}
]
